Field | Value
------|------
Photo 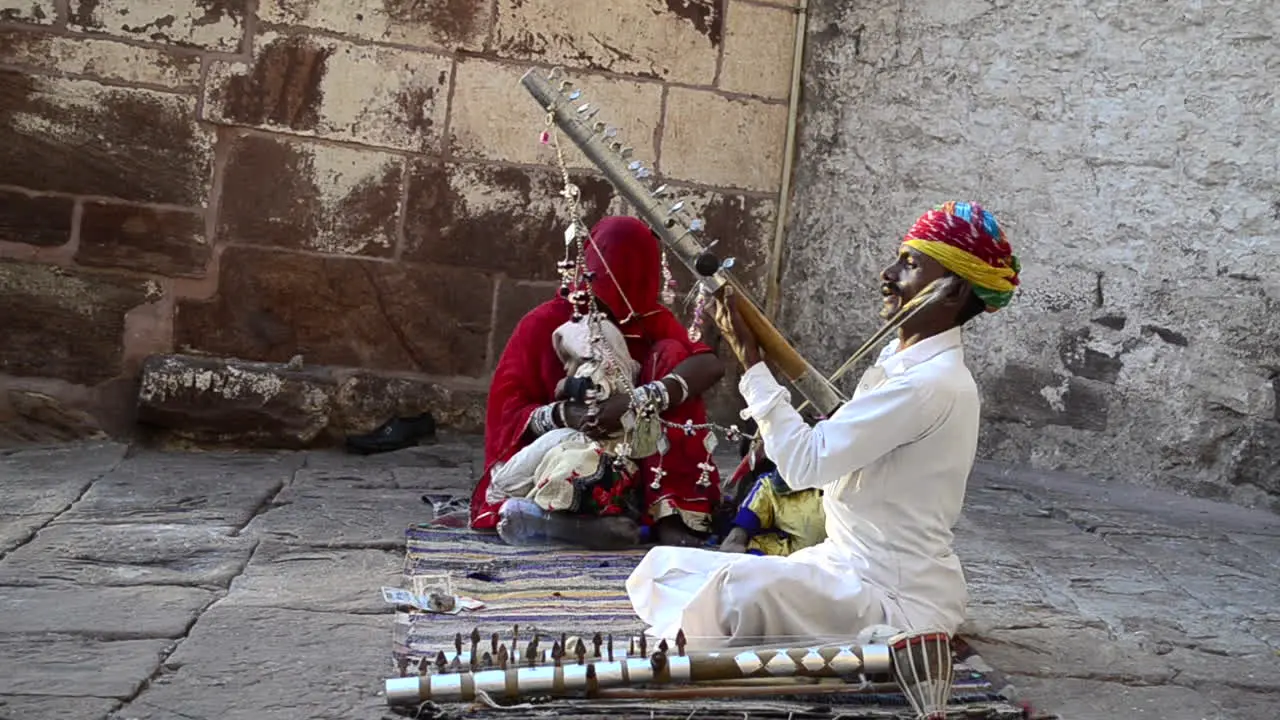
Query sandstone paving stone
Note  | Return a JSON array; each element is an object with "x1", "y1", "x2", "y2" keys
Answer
[
  {"x1": 0, "y1": 695, "x2": 119, "y2": 720},
  {"x1": 0, "y1": 584, "x2": 213, "y2": 639},
  {"x1": 0, "y1": 514, "x2": 52, "y2": 555},
  {"x1": 979, "y1": 462, "x2": 1280, "y2": 538},
  {"x1": 1227, "y1": 533, "x2": 1280, "y2": 571},
  {"x1": 1197, "y1": 687, "x2": 1280, "y2": 720},
  {"x1": 54, "y1": 449, "x2": 297, "y2": 527},
  {"x1": 0, "y1": 523, "x2": 255, "y2": 588},
  {"x1": 964, "y1": 625, "x2": 1176, "y2": 685},
  {"x1": 241, "y1": 486, "x2": 430, "y2": 549},
  {"x1": 219, "y1": 540, "x2": 401, "y2": 614},
  {"x1": 0, "y1": 442, "x2": 126, "y2": 516},
  {"x1": 1159, "y1": 644, "x2": 1280, "y2": 693},
  {"x1": 116, "y1": 605, "x2": 387, "y2": 720},
  {"x1": 0, "y1": 633, "x2": 171, "y2": 698},
  {"x1": 1004, "y1": 676, "x2": 1232, "y2": 720},
  {"x1": 1102, "y1": 533, "x2": 1280, "y2": 613}
]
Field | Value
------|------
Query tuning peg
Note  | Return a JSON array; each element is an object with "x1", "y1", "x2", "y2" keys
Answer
[
  {"x1": 576, "y1": 102, "x2": 591, "y2": 113},
  {"x1": 670, "y1": 201, "x2": 685, "y2": 213},
  {"x1": 652, "y1": 184, "x2": 669, "y2": 197},
  {"x1": 620, "y1": 147, "x2": 634, "y2": 158},
  {"x1": 690, "y1": 218, "x2": 705, "y2": 232},
  {"x1": 605, "y1": 127, "x2": 619, "y2": 138},
  {"x1": 569, "y1": 89, "x2": 582, "y2": 100},
  {"x1": 636, "y1": 168, "x2": 653, "y2": 179}
]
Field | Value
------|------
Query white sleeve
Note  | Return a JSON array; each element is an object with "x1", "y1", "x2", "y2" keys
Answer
[{"x1": 737, "y1": 362, "x2": 944, "y2": 490}]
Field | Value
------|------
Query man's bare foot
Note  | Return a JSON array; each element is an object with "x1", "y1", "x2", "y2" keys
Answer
[
  {"x1": 719, "y1": 527, "x2": 750, "y2": 553},
  {"x1": 654, "y1": 516, "x2": 704, "y2": 547}
]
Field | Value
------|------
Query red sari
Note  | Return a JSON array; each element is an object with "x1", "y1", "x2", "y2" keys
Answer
[{"x1": 470, "y1": 217, "x2": 722, "y2": 532}]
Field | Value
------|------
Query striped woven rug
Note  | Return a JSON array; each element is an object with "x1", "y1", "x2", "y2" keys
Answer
[{"x1": 391, "y1": 524, "x2": 1029, "y2": 719}]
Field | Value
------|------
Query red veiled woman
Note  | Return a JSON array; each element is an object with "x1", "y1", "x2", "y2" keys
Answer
[{"x1": 470, "y1": 216, "x2": 725, "y2": 548}]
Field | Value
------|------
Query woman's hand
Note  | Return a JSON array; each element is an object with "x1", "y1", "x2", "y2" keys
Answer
[
  {"x1": 560, "y1": 395, "x2": 631, "y2": 438},
  {"x1": 583, "y1": 394, "x2": 631, "y2": 438}
]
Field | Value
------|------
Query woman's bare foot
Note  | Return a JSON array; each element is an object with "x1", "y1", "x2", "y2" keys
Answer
[
  {"x1": 718, "y1": 527, "x2": 750, "y2": 553},
  {"x1": 545, "y1": 513, "x2": 641, "y2": 550},
  {"x1": 654, "y1": 516, "x2": 704, "y2": 547}
]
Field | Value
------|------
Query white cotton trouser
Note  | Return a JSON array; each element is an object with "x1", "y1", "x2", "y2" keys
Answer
[{"x1": 626, "y1": 543, "x2": 892, "y2": 650}]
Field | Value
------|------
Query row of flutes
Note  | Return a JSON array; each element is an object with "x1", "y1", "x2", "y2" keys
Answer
[{"x1": 385, "y1": 626, "x2": 897, "y2": 706}]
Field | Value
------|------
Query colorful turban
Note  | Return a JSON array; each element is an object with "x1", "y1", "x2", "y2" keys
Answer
[{"x1": 902, "y1": 201, "x2": 1021, "y2": 312}]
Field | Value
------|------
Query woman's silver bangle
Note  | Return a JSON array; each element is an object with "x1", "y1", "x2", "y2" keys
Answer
[{"x1": 663, "y1": 373, "x2": 690, "y2": 405}]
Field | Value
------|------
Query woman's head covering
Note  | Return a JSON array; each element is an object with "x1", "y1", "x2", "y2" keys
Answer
[
  {"x1": 584, "y1": 216, "x2": 663, "y2": 324},
  {"x1": 902, "y1": 201, "x2": 1021, "y2": 312}
]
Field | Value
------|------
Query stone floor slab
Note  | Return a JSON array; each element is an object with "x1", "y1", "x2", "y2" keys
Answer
[
  {"x1": 0, "y1": 634, "x2": 171, "y2": 698},
  {"x1": 965, "y1": 624, "x2": 1175, "y2": 685},
  {"x1": 0, "y1": 513, "x2": 52, "y2": 555},
  {"x1": 221, "y1": 541, "x2": 401, "y2": 614},
  {"x1": 0, "y1": 442, "x2": 126, "y2": 515},
  {"x1": 0, "y1": 585, "x2": 214, "y2": 639},
  {"x1": 242, "y1": 486, "x2": 430, "y2": 548},
  {"x1": 0, "y1": 694, "x2": 121, "y2": 720},
  {"x1": 1006, "y1": 675, "x2": 1231, "y2": 719},
  {"x1": 55, "y1": 450, "x2": 295, "y2": 527},
  {"x1": 287, "y1": 464, "x2": 477, "y2": 494},
  {"x1": 117, "y1": 605, "x2": 386, "y2": 720},
  {"x1": 0, "y1": 523, "x2": 254, "y2": 588}
]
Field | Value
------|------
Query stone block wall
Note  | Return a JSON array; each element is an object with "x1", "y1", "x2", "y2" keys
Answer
[
  {"x1": 0, "y1": 0, "x2": 800, "y2": 445},
  {"x1": 784, "y1": 0, "x2": 1280, "y2": 509}
]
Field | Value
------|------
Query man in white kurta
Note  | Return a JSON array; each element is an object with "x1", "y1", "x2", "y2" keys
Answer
[{"x1": 625, "y1": 200, "x2": 1021, "y2": 647}]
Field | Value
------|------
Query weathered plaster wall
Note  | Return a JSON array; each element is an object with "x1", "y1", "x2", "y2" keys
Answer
[
  {"x1": 784, "y1": 0, "x2": 1280, "y2": 508},
  {"x1": 0, "y1": 0, "x2": 799, "y2": 445}
]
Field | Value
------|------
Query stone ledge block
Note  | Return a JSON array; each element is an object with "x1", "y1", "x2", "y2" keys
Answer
[
  {"x1": 661, "y1": 87, "x2": 787, "y2": 192},
  {"x1": 491, "y1": 0, "x2": 722, "y2": 84},
  {"x1": 217, "y1": 132, "x2": 401, "y2": 257},
  {"x1": 136, "y1": 353, "x2": 487, "y2": 450},
  {"x1": 68, "y1": 0, "x2": 249, "y2": 52},
  {"x1": 0, "y1": 71, "x2": 212, "y2": 205},
  {"x1": 204, "y1": 32, "x2": 452, "y2": 153},
  {"x1": 0, "y1": 28, "x2": 203, "y2": 90},
  {"x1": 259, "y1": 0, "x2": 490, "y2": 51}
]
